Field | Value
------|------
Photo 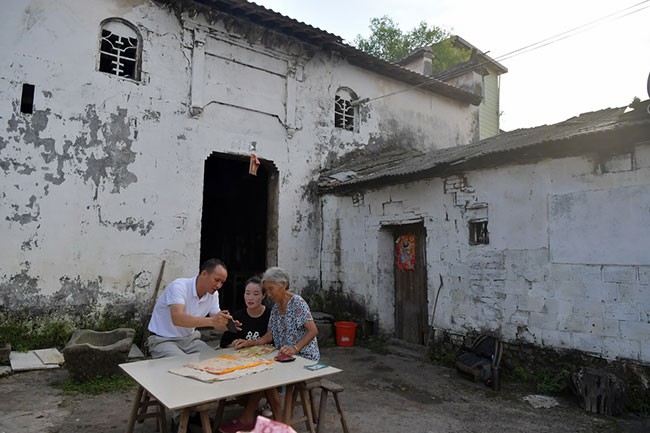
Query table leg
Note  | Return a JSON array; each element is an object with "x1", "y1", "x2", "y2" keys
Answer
[
  {"x1": 125, "y1": 385, "x2": 145, "y2": 433},
  {"x1": 177, "y1": 408, "x2": 191, "y2": 433},
  {"x1": 199, "y1": 409, "x2": 212, "y2": 433},
  {"x1": 282, "y1": 384, "x2": 295, "y2": 423}
]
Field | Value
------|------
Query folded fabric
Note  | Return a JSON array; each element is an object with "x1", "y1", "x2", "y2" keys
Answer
[
  {"x1": 187, "y1": 355, "x2": 274, "y2": 375},
  {"x1": 169, "y1": 362, "x2": 273, "y2": 383}
]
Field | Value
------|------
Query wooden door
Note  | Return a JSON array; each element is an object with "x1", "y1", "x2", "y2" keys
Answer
[{"x1": 393, "y1": 223, "x2": 428, "y2": 344}]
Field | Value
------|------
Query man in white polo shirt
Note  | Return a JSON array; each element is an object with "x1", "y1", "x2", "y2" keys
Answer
[{"x1": 147, "y1": 258, "x2": 239, "y2": 358}]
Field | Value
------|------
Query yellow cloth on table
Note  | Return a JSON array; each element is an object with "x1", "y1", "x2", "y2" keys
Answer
[
  {"x1": 169, "y1": 353, "x2": 275, "y2": 383},
  {"x1": 189, "y1": 355, "x2": 273, "y2": 375}
]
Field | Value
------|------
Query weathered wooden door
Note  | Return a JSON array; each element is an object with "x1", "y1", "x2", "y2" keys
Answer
[{"x1": 393, "y1": 223, "x2": 428, "y2": 344}]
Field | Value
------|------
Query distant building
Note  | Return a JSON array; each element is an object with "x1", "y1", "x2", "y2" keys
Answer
[
  {"x1": 400, "y1": 36, "x2": 508, "y2": 140},
  {"x1": 319, "y1": 100, "x2": 650, "y2": 363}
]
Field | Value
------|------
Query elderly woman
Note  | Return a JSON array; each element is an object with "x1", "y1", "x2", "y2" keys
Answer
[{"x1": 219, "y1": 267, "x2": 319, "y2": 433}]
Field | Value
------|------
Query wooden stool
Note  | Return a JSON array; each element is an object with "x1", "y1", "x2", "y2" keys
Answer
[
  {"x1": 314, "y1": 379, "x2": 349, "y2": 433},
  {"x1": 126, "y1": 385, "x2": 168, "y2": 433}
]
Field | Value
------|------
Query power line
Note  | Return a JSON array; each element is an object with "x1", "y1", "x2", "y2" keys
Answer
[
  {"x1": 496, "y1": 0, "x2": 650, "y2": 62},
  {"x1": 356, "y1": 0, "x2": 650, "y2": 105}
]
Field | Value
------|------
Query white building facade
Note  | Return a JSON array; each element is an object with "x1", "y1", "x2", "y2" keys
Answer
[
  {"x1": 0, "y1": 1, "x2": 479, "y2": 318},
  {"x1": 319, "y1": 107, "x2": 650, "y2": 364}
]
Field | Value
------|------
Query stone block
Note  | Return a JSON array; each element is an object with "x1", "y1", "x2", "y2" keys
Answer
[
  {"x1": 504, "y1": 277, "x2": 530, "y2": 295},
  {"x1": 619, "y1": 321, "x2": 650, "y2": 340},
  {"x1": 539, "y1": 329, "x2": 571, "y2": 348},
  {"x1": 602, "y1": 266, "x2": 638, "y2": 284},
  {"x1": 542, "y1": 298, "x2": 573, "y2": 317},
  {"x1": 548, "y1": 263, "x2": 573, "y2": 283},
  {"x1": 528, "y1": 312, "x2": 551, "y2": 329},
  {"x1": 618, "y1": 283, "x2": 645, "y2": 301},
  {"x1": 604, "y1": 303, "x2": 640, "y2": 322},
  {"x1": 599, "y1": 282, "x2": 620, "y2": 302},
  {"x1": 530, "y1": 281, "x2": 551, "y2": 299},
  {"x1": 570, "y1": 332, "x2": 603, "y2": 354},
  {"x1": 558, "y1": 315, "x2": 587, "y2": 333},
  {"x1": 517, "y1": 294, "x2": 546, "y2": 312},
  {"x1": 638, "y1": 266, "x2": 650, "y2": 284},
  {"x1": 603, "y1": 337, "x2": 641, "y2": 360},
  {"x1": 554, "y1": 280, "x2": 587, "y2": 301},
  {"x1": 62, "y1": 328, "x2": 135, "y2": 382},
  {"x1": 509, "y1": 311, "x2": 530, "y2": 326},
  {"x1": 572, "y1": 300, "x2": 604, "y2": 317},
  {"x1": 601, "y1": 319, "x2": 620, "y2": 337},
  {"x1": 569, "y1": 264, "x2": 602, "y2": 283}
]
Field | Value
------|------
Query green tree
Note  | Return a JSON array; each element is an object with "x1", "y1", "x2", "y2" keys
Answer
[{"x1": 353, "y1": 16, "x2": 470, "y2": 74}]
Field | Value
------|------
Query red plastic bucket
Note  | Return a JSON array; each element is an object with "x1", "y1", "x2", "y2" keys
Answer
[{"x1": 334, "y1": 321, "x2": 357, "y2": 347}]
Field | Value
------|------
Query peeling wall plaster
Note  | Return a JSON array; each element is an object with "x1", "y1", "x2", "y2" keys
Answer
[
  {"x1": 321, "y1": 144, "x2": 650, "y2": 363},
  {"x1": 0, "y1": 0, "x2": 478, "y2": 326}
]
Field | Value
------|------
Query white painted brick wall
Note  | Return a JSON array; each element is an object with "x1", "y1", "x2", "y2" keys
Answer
[
  {"x1": 619, "y1": 320, "x2": 650, "y2": 340},
  {"x1": 528, "y1": 312, "x2": 551, "y2": 329},
  {"x1": 558, "y1": 315, "x2": 587, "y2": 333},
  {"x1": 572, "y1": 300, "x2": 604, "y2": 318},
  {"x1": 554, "y1": 281, "x2": 588, "y2": 301},
  {"x1": 604, "y1": 303, "x2": 641, "y2": 322},
  {"x1": 637, "y1": 266, "x2": 650, "y2": 284},
  {"x1": 571, "y1": 332, "x2": 604, "y2": 354},
  {"x1": 602, "y1": 265, "x2": 638, "y2": 284},
  {"x1": 542, "y1": 298, "x2": 574, "y2": 316},
  {"x1": 516, "y1": 294, "x2": 546, "y2": 312},
  {"x1": 539, "y1": 329, "x2": 571, "y2": 347},
  {"x1": 636, "y1": 142, "x2": 650, "y2": 168}
]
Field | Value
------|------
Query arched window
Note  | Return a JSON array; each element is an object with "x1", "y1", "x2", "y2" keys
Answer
[
  {"x1": 334, "y1": 87, "x2": 358, "y2": 132},
  {"x1": 98, "y1": 18, "x2": 142, "y2": 81}
]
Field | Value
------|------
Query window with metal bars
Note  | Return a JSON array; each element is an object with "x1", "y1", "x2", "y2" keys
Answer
[
  {"x1": 334, "y1": 88, "x2": 358, "y2": 131},
  {"x1": 98, "y1": 19, "x2": 141, "y2": 81},
  {"x1": 469, "y1": 219, "x2": 489, "y2": 245}
]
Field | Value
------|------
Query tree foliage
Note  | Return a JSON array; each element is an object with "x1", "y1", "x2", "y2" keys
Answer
[{"x1": 353, "y1": 16, "x2": 471, "y2": 74}]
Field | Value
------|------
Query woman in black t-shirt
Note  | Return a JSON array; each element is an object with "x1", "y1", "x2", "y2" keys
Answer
[{"x1": 220, "y1": 276, "x2": 270, "y2": 348}]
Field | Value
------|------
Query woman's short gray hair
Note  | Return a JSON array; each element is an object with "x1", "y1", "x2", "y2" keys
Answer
[{"x1": 262, "y1": 266, "x2": 290, "y2": 289}]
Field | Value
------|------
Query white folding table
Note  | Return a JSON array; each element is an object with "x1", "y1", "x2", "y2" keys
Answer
[{"x1": 120, "y1": 349, "x2": 340, "y2": 433}]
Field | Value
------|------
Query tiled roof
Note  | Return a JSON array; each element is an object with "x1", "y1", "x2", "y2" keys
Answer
[
  {"x1": 318, "y1": 100, "x2": 650, "y2": 193},
  {"x1": 157, "y1": 0, "x2": 481, "y2": 105}
]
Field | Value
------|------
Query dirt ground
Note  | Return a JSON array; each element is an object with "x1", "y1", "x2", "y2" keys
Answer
[{"x1": 2, "y1": 345, "x2": 649, "y2": 433}]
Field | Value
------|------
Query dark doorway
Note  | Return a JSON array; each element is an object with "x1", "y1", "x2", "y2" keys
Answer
[
  {"x1": 393, "y1": 222, "x2": 428, "y2": 344},
  {"x1": 200, "y1": 153, "x2": 269, "y2": 312}
]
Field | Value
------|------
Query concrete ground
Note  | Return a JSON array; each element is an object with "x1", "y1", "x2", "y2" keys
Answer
[{"x1": 1, "y1": 344, "x2": 649, "y2": 433}]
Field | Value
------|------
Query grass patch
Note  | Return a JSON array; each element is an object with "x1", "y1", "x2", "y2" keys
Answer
[
  {"x1": 505, "y1": 363, "x2": 575, "y2": 396},
  {"x1": 358, "y1": 331, "x2": 390, "y2": 355},
  {"x1": 0, "y1": 310, "x2": 144, "y2": 352},
  {"x1": 54, "y1": 373, "x2": 136, "y2": 395},
  {"x1": 428, "y1": 347, "x2": 457, "y2": 369},
  {"x1": 0, "y1": 320, "x2": 75, "y2": 352}
]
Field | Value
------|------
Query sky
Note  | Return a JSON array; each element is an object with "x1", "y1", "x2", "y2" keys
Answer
[{"x1": 254, "y1": 0, "x2": 650, "y2": 131}]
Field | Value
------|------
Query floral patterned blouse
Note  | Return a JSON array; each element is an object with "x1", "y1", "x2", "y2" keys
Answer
[{"x1": 269, "y1": 294, "x2": 320, "y2": 361}]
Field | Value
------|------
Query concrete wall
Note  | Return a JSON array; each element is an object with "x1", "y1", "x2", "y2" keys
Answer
[
  {"x1": 322, "y1": 141, "x2": 650, "y2": 363},
  {"x1": 0, "y1": 0, "x2": 477, "y2": 320}
]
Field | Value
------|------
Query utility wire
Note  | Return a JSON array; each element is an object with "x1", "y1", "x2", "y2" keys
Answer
[
  {"x1": 496, "y1": 0, "x2": 650, "y2": 62},
  {"x1": 356, "y1": 0, "x2": 650, "y2": 105}
]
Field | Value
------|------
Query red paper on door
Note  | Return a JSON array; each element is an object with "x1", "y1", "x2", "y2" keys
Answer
[{"x1": 395, "y1": 234, "x2": 416, "y2": 271}]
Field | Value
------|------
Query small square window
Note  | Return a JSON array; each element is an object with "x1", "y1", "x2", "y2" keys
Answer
[
  {"x1": 20, "y1": 83, "x2": 35, "y2": 114},
  {"x1": 469, "y1": 219, "x2": 489, "y2": 245}
]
